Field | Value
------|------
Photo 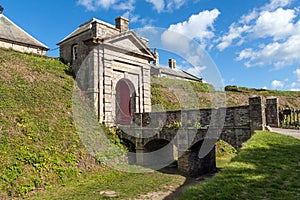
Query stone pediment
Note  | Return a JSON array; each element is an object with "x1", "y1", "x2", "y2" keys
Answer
[{"x1": 104, "y1": 31, "x2": 154, "y2": 59}]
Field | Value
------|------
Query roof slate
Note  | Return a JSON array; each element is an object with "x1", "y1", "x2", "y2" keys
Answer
[
  {"x1": 152, "y1": 65, "x2": 202, "y2": 82},
  {"x1": 57, "y1": 18, "x2": 119, "y2": 45},
  {"x1": 0, "y1": 14, "x2": 49, "y2": 49}
]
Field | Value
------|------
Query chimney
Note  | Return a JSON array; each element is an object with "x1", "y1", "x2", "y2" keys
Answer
[
  {"x1": 154, "y1": 48, "x2": 159, "y2": 66},
  {"x1": 115, "y1": 16, "x2": 129, "y2": 32},
  {"x1": 0, "y1": 6, "x2": 3, "y2": 14},
  {"x1": 169, "y1": 59, "x2": 176, "y2": 69}
]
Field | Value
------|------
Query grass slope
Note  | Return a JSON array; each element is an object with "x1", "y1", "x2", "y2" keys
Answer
[
  {"x1": 0, "y1": 49, "x2": 185, "y2": 199},
  {"x1": 0, "y1": 48, "x2": 96, "y2": 197},
  {"x1": 151, "y1": 77, "x2": 215, "y2": 110},
  {"x1": 176, "y1": 131, "x2": 300, "y2": 200},
  {"x1": 151, "y1": 77, "x2": 300, "y2": 109}
]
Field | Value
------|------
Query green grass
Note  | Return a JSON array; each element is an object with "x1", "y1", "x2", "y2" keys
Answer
[
  {"x1": 151, "y1": 79, "x2": 300, "y2": 110},
  {"x1": 29, "y1": 170, "x2": 185, "y2": 200},
  {"x1": 0, "y1": 49, "x2": 186, "y2": 199},
  {"x1": 216, "y1": 140, "x2": 237, "y2": 169},
  {"x1": 176, "y1": 131, "x2": 300, "y2": 200},
  {"x1": 151, "y1": 77, "x2": 215, "y2": 110},
  {"x1": 2, "y1": 48, "x2": 300, "y2": 199},
  {"x1": 225, "y1": 85, "x2": 300, "y2": 96},
  {"x1": 0, "y1": 48, "x2": 94, "y2": 198}
]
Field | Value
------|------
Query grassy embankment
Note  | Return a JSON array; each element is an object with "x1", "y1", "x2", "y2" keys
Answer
[
  {"x1": 0, "y1": 48, "x2": 184, "y2": 199},
  {"x1": 151, "y1": 78, "x2": 300, "y2": 109},
  {"x1": 2, "y1": 48, "x2": 299, "y2": 199},
  {"x1": 176, "y1": 131, "x2": 300, "y2": 200}
]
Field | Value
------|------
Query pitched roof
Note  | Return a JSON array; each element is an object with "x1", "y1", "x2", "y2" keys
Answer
[
  {"x1": 57, "y1": 18, "x2": 119, "y2": 45},
  {"x1": 0, "y1": 14, "x2": 49, "y2": 50},
  {"x1": 152, "y1": 64, "x2": 202, "y2": 82}
]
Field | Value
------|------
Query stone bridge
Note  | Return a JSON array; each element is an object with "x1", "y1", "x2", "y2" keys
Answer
[{"x1": 117, "y1": 96, "x2": 279, "y2": 177}]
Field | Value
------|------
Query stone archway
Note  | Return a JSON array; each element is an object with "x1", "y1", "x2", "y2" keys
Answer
[
  {"x1": 178, "y1": 139, "x2": 216, "y2": 177},
  {"x1": 115, "y1": 79, "x2": 136, "y2": 125},
  {"x1": 120, "y1": 138, "x2": 136, "y2": 164},
  {"x1": 143, "y1": 139, "x2": 175, "y2": 167}
]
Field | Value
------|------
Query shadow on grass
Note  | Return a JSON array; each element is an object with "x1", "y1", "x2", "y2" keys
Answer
[
  {"x1": 155, "y1": 163, "x2": 219, "y2": 200},
  {"x1": 166, "y1": 131, "x2": 300, "y2": 200}
]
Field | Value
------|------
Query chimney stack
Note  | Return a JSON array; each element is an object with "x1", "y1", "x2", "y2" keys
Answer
[
  {"x1": 115, "y1": 16, "x2": 129, "y2": 32},
  {"x1": 154, "y1": 48, "x2": 159, "y2": 66},
  {"x1": 0, "y1": 6, "x2": 4, "y2": 14},
  {"x1": 169, "y1": 59, "x2": 176, "y2": 69}
]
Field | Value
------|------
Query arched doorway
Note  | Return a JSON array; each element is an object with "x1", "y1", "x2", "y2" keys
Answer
[{"x1": 115, "y1": 79, "x2": 136, "y2": 125}]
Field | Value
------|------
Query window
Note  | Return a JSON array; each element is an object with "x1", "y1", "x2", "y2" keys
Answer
[{"x1": 72, "y1": 45, "x2": 78, "y2": 60}]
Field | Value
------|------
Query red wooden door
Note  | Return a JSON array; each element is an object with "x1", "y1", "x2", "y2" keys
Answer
[{"x1": 116, "y1": 80, "x2": 131, "y2": 125}]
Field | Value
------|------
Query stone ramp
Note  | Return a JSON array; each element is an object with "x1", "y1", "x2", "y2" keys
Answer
[{"x1": 271, "y1": 128, "x2": 300, "y2": 140}]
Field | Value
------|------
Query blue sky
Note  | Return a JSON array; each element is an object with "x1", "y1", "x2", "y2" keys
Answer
[{"x1": 1, "y1": 0, "x2": 300, "y2": 90}]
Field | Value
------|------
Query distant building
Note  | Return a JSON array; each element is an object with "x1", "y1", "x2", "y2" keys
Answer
[
  {"x1": 151, "y1": 58, "x2": 202, "y2": 82},
  {"x1": 57, "y1": 16, "x2": 202, "y2": 125},
  {"x1": 0, "y1": 6, "x2": 49, "y2": 55}
]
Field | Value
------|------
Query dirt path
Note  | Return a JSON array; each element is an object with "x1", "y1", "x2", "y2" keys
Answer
[
  {"x1": 271, "y1": 128, "x2": 300, "y2": 140},
  {"x1": 133, "y1": 172, "x2": 216, "y2": 200}
]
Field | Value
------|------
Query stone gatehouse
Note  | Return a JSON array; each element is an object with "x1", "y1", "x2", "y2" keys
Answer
[
  {"x1": 58, "y1": 16, "x2": 203, "y2": 125},
  {"x1": 58, "y1": 17, "x2": 154, "y2": 125}
]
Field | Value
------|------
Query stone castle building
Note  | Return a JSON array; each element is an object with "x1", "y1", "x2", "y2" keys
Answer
[
  {"x1": 0, "y1": 6, "x2": 49, "y2": 55},
  {"x1": 57, "y1": 16, "x2": 202, "y2": 125}
]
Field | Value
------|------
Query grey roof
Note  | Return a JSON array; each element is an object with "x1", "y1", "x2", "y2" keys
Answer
[
  {"x1": 57, "y1": 18, "x2": 118, "y2": 45},
  {"x1": 152, "y1": 65, "x2": 202, "y2": 82},
  {"x1": 0, "y1": 14, "x2": 49, "y2": 50}
]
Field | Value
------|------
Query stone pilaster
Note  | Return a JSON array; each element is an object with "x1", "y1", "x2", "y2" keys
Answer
[
  {"x1": 249, "y1": 96, "x2": 265, "y2": 132},
  {"x1": 265, "y1": 97, "x2": 279, "y2": 127},
  {"x1": 103, "y1": 58, "x2": 113, "y2": 125},
  {"x1": 142, "y1": 64, "x2": 151, "y2": 112}
]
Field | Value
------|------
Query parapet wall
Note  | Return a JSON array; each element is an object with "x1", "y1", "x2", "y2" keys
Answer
[
  {"x1": 133, "y1": 96, "x2": 275, "y2": 149},
  {"x1": 121, "y1": 96, "x2": 279, "y2": 177}
]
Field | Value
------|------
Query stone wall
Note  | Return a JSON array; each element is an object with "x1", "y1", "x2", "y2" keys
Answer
[
  {"x1": 133, "y1": 96, "x2": 262, "y2": 149},
  {"x1": 266, "y1": 97, "x2": 279, "y2": 127},
  {"x1": 0, "y1": 40, "x2": 47, "y2": 55},
  {"x1": 59, "y1": 18, "x2": 154, "y2": 125},
  {"x1": 120, "y1": 96, "x2": 275, "y2": 177},
  {"x1": 58, "y1": 28, "x2": 93, "y2": 72}
]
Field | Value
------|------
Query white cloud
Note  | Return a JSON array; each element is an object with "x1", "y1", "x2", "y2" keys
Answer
[
  {"x1": 166, "y1": 0, "x2": 185, "y2": 10},
  {"x1": 186, "y1": 66, "x2": 207, "y2": 77},
  {"x1": 160, "y1": 9, "x2": 220, "y2": 53},
  {"x1": 217, "y1": 0, "x2": 300, "y2": 69},
  {"x1": 77, "y1": 0, "x2": 118, "y2": 10},
  {"x1": 77, "y1": 0, "x2": 186, "y2": 13},
  {"x1": 113, "y1": 0, "x2": 135, "y2": 10},
  {"x1": 253, "y1": 8, "x2": 297, "y2": 40},
  {"x1": 290, "y1": 88, "x2": 300, "y2": 91},
  {"x1": 77, "y1": 0, "x2": 137, "y2": 11},
  {"x1": 161, "y1": 30, "x2": 190, "y2": 53},
  {"x1": 167, "y1": 9, "x2": 220, "y2": 41},
  {"x1": 146, "y1": 0, "x2": 185, "y2": 12},
  {"x1": 289, "y1": 81, "x2": 300, "y2": 91},
  {"x1": 96, "y1": 0, "x2": 118, "y2": 9},
  {"x1": 271, "y1": 80, "x2": 284, "y2": 89},
  {"x1": 218, "y1": 5, "x2": 299, "y2": 50},
  {"x1": 294, "y1": 69, "x2": 300, "y2": 81},
  {"x1": 236, "y1": 34, "x2": 300, "y2": 68},
  {"x1": 145, "y1": 0, "x2": 165, "y2": 12},
  {"x1": 217, "y1": 24, "x2": 250, "y2": 51},
  {"x1": 77, "y1": 0, "x2": 97, "y2": 11},
  {"x1": 239, "y1": 10, "x2": 259, "y2": 24},
  {"x1": 264, "y1": 0, "x2": 292, "y2": 11}
]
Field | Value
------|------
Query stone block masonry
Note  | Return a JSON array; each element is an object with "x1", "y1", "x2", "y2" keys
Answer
[{"x1": 118, "y1": 96, "x2": 277, "y2": 177}]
